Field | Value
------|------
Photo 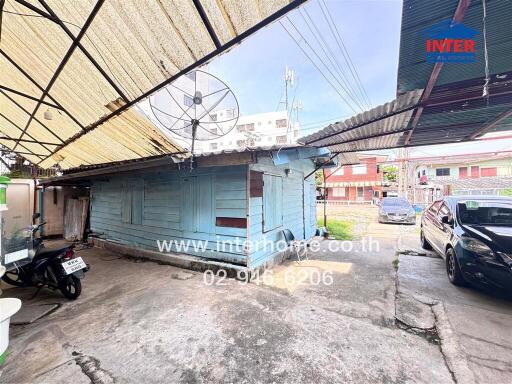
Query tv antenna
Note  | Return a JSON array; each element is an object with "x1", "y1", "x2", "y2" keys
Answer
[{"x1": 149, "y1": 70, "x2": 239, "y2": 169}]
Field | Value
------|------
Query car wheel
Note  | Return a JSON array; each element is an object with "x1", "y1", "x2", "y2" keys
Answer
[
  {"x1": 446, "y1": 248, "x2": 466, "y2": 286},
  {"x1": 420, "y1": 229, "x2": 432, "y2": 250}
]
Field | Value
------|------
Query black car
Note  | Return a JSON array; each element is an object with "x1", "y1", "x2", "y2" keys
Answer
[
  {"x1": 420, "y1": 196, "x2": 512, "y2": 291},
  {"x1": 378, "y1": 197, "x2": 416, "y2": 224}
]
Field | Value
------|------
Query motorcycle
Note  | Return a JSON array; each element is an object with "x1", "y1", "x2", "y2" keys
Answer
[{"x1": 1, "y1": 214, "x2": 89, "y2": 300}]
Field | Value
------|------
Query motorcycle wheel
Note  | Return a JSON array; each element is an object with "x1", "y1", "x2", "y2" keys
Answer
[
  {"x1": 59, "y1": 276, "x2": 82, "y2": 300},
  {"x1": 2, "y1": 270, "x2": 25, "y2": 287}
]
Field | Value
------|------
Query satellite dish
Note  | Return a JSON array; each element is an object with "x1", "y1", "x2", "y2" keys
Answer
[{"x1": 149, "y1": 70, "x2": 239, "y2": 168}]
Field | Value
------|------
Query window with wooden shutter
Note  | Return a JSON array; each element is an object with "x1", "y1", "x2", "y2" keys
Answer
[
  {"x1": 263, "y1": 174, "x2": 283, "y2": 232},
  {"x1": 121, "y1": 179, "x2": 143, "y2": 225}
]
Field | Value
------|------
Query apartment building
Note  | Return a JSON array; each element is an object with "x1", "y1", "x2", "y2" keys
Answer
[{"x1": 194, "y1": 110, "x2": 300, "y2": 152}]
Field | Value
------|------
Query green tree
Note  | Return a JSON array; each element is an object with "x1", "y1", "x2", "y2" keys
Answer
[
  {"x1": 315, "y1": 170, "x2": 324, "y2": 186},
  {"x1": 382, "y1": 165, "x2": 398, "y2": 183}
]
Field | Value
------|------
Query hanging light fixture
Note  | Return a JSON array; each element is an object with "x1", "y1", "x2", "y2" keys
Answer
[{"x1": 43, "y1": 108, "x2": 53, "y2": 120}]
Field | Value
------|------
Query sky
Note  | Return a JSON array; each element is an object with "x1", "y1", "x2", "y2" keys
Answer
[
  {"x1": 145, "y1": 0, "x2": 511, "y2": 159},
  {"x1": 208, "y1": 0, "x2": 403, "y2": 136}
]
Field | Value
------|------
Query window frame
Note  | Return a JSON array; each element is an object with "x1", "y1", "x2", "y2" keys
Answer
[
  {"x1": 436, "y1": 168, "x2": 450, "y2": 177},
  {"x1": 352, "y1": 164, "x2": 367, "y2": 175}
]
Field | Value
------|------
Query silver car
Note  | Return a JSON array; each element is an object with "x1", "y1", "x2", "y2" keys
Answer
[{"x1": 378, "y1": 197, "x2": 416, "y2": 225}]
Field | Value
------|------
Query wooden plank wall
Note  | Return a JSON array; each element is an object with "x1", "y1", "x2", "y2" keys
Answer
[
  {"x1": 90, "y1": 165, "x2": 248, "y2": 265},
  {"x1": 248, "y1": 155, "x2": 317, "y2": 269}
]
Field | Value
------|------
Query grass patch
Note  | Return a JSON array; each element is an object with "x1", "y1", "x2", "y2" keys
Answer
[{"x1": 318, "y1": 218, "x2": 355, "y2": 240}]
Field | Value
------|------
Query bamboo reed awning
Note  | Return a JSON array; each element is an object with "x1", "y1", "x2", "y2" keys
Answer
[{"x1": 0, "y1": 0, "x2": 304, "y2": 169}]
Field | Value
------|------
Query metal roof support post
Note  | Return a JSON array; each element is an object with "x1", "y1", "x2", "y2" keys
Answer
[
  {"x1": 0, "y1": 49, "x2": 85, "y2": 130},
  {"x1": 12, "y1": 0, "x2": 106, "y2": 152},
  {"x1": 404, "y1": 0, "x2": 471, "y2": 145}
]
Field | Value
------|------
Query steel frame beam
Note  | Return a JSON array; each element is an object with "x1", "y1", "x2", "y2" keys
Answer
[
  {"x1": 0, "y1": 90, "x2": 64, "y2": 145},
  {"x1": 303, "y1": 103, "x2": 418, "y2": 146},
  {"x1": 37, "y1": 0, "x2": 307, "y2": 165},
  {"x1": 192, "y1": 0, "x2": 221, "y2": 49},
  {"x1": 13, "y1": 0, "x2": 57, "y2": 22},
  {"x1": 0, "y1": 137, "x2": 46, "y2": 159},
  {"x1": 0, "y1": 136, "x2": 58, "y2": 146},
  {"x1": 319, "y1": 128, "x2": 413, "y2": 149},
  {"x1": 468, "y1": 108, "x2": 512, "y2": 139},
  {"x1": 3, "y1": 150, "x2": 46, "y2": 157},
  {"x1": 0, "y1": 85, "x2": 61, "y2": 109},
  {"x1": 0, "y1": 49, "x2": 85, "y2": 130},
  {"x1": 304, "y1": 152, "x2": 340, "y2": 179},
  {"x1": 13, "y1": 0, "x2": 105, "y2": 152},
  {"x1": 403, "y1": 0, "x2": 471, "y2": 145},
  {"x1": 12, "y1": 0, "x2": 129, "y2": 104},
  {"x1": 0, "y1": 0, "x2": 5, "y2": 44},
  {"x1": 37, "y1": 0, "x2": 129, "y2": 103}
]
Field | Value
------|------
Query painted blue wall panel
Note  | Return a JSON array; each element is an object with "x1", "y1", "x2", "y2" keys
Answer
[
  {"x1": 90, "y1": 166, "x2": 248, "y2": 264},
  {"x1": 248, "y1": 155, "x2": 316, "y2": 269},
  {"x1": 90, "y1": 156, "x2": 316, "y2": 269}
]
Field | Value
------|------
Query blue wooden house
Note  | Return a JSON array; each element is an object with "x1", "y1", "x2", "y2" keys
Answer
[{"x1": 42, "y1": 147, "x2": 329, "y2": 271}]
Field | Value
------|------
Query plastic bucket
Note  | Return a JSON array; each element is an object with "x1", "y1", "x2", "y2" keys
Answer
[{"x1": 0, "y1": 298, "x2": 22, "y2": 364}]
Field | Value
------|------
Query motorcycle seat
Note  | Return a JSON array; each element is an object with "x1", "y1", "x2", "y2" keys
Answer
[{"x1": 36, "y1": 246, "x2": 70, "y2": 259}]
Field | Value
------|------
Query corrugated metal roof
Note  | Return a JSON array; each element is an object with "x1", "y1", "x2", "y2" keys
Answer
[
  {"x1": 0, "y1": 0, "x2": 304, "y2": 169},
  {"x1": 435, "y1": 176, "x2": 512, "y2": 189},
  {"x1": 300, "y1": 0, "x2": 512, "y2": 153},
  {"x1": 398, "y1": 0, "x2": 512, "y2": 94},
  {"x1": 337, "y1": 152, "x2": 359, "y2": 166},
  {"x1": 298, "y1": 90, "x2": 423, "y2": 152},
  {"x1": 56, "y1": 145, "x2": 309, "y2": 174}
]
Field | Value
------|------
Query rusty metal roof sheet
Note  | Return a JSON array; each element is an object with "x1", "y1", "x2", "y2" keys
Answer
[
  {"x1": 298, "y1": 90, "x2": 423, "y2": 152},
  {"x1": 0, "y1": 0, "x2": 305, "y2": 169}
]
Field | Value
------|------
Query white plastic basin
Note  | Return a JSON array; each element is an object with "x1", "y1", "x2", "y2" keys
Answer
[{"x1": 0, "y1": 298, "x2": 22, "y2": 358}]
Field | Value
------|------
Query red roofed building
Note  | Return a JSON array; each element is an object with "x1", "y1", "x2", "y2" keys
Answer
[{"x1": 324, "y1": 154, "x2": 389, "y2": 203}]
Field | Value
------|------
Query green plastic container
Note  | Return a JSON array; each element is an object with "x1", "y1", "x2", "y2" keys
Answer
[{"x1": 0, "y1": 176, "x2": 10, "y2": 210}]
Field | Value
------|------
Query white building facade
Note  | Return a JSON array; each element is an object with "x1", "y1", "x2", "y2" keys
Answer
[{"x1": 194, "y1": 110, "x2": 300, "y2": 152}]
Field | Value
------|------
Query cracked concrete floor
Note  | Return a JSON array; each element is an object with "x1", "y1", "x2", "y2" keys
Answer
[
  {"x1": 0, "y1": 219, "x2": 496, "y2": 384},
  {"x1": 398, "y1": 254, "x2": 512, "y2": 384}
]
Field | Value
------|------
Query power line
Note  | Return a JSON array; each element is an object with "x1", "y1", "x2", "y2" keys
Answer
[
  {"x1": 280, "y1": 18, "x2": 359, "y2": 115},
  {"x1": 285, "y1": 16, "x2": 364, "y2": 113},
  {"x1": 298, "y1": 8, "x2": 367, "y2": 111},
  {"x1": 319, "y1": 0, "x2": 372, "y2": 108}
]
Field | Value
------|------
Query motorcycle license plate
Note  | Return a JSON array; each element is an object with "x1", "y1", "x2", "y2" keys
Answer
[{"x1": 62, "y1": 257, "x2": 87, "y2": 275}]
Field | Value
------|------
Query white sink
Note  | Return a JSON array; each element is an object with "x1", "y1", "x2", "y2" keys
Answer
[{"x1": 0, "y1": 297, "x2": 22, "y2": 364}]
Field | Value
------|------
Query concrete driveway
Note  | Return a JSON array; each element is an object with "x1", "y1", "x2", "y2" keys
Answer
[{"x1": 0, "y1": 213, "x2": 510, "y2": 383}]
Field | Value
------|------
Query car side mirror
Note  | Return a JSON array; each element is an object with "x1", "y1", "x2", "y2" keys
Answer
[{"x1": 441, "y1": 215, "x2": 453, "y2": 226}]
